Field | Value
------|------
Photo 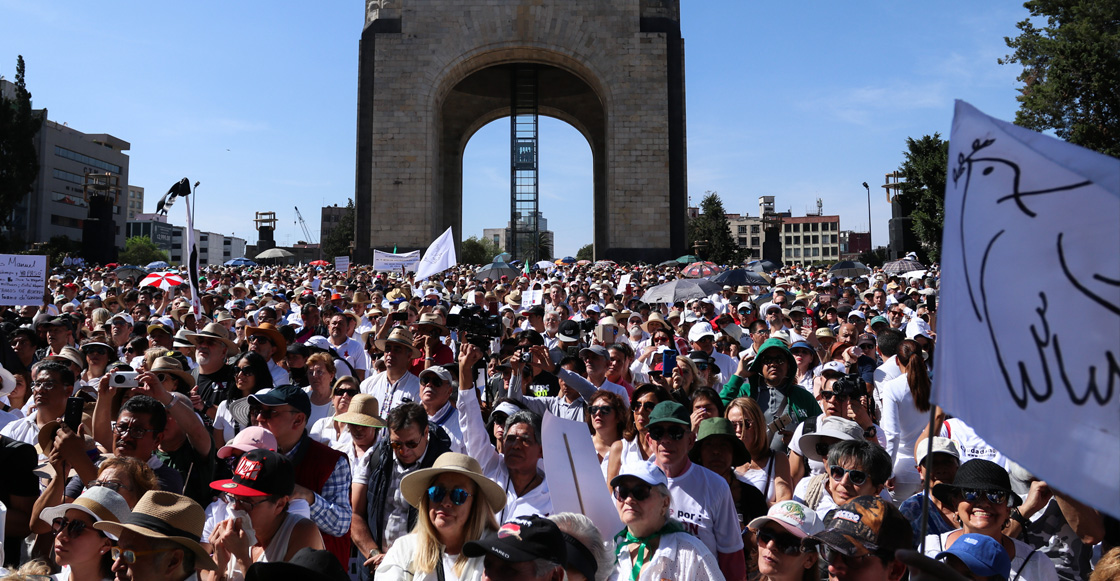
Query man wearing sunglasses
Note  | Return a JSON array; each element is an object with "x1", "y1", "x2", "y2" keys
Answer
[
  {"x1": 645, "y1": 401, "x2": 746, "y2": 581},
  {"x1": 351, "y1": 402, "x2": 452, "y2": 579},
  {"x1": 804, "y1": 495, "x2": 912, "y2": 581}
]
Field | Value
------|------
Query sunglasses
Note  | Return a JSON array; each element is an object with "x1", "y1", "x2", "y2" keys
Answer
[
  {"x1": 756, "y1": 527, "x2": 805, "y2": 556},
  {"x1": 235, "y1": 367, "x2": 253, "y2": 376},
  {"x1": 758, "y1": 356, "x2": 787, "y2": 366},
  {"x1": 250, "y1": 407, "x2": 296, "y2": 420},
  {"x1": 86, "y1": 479, "x2": 132, "y2": 493},
  {"x1": 647, "y1": 425, "x2": 687, "y2": 442},
  {"x1": 828, "y1": 465, "x2": 869, "y2": 486},
  {"x1": 632, "y1": 401, "x2": 658, "y2": 413},
  {"x1": 52, "y1": 516, "x2": 91, "y2": 539},
  {"x1": 248, "y1": 335, "x2": 274, "y2": 345},
  {"x1": 427, "y1": 485, "x2": 472, "y2": 506},
  {"x1": 613, "y1": 483, "x2": 653, "y2": 502},
  {"x1": 390, "y1": 439, "x2": 422, "y2": 451},
  {"x1": 819, "y1": 390, "x2": 849, "y2": 402},
  {"x1": 111, "y1": 547, "x2": 164, "y2": 564},
  {"x1": 588, "y1": 405, "x2": 613, "y2": 416},
  {"x1": 960, "y1": 489, "x2": 1010, "y2": 506},
  {"x1": 333, "y1": 388, "x2": 360, "y2": 397}
]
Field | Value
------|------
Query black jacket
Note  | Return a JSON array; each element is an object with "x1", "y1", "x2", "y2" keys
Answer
[{"x1": 365, "y1": 425, "x2": 453, "y2": 546}]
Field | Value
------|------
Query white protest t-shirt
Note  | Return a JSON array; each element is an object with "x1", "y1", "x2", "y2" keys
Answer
[
  {"x1": 664, "y1": 461, "x2": 745, "y2": 556},
  {"x1": 939, "y1": 418, "x2": 1010, "y2": 469}
]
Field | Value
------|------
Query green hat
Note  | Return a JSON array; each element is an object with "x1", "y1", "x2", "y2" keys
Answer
[
  {"x1": 689, "y1": 418, "x2": 750, "y2": 466},
  {"x1": 869, "y1": 315, "x2": 889, "y2": 327},
  {"x1": 747, "y1": 338, "x2": 796, "y2": 375},
  {"x1": 647, "y1": 401, "x2": 690, "y2": 426}
]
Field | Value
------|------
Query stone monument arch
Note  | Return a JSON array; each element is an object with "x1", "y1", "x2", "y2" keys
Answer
[{"x1": 354, "y1": 0, "x2": 688, "y2": 264}]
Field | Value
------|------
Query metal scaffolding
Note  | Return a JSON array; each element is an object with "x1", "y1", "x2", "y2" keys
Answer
[{"x1": 509, "y1": 65, "x2": 539, "y2": 262}]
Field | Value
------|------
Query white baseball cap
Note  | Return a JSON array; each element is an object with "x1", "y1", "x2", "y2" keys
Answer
[
  {"x1": 610, "y1": 460, "x2": 668, "y2": 489},
  {"x1": 748, "y1": 500, "x2": 822, "y2": 538}
]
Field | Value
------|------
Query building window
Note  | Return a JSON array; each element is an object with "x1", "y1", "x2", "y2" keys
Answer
[
  {"x1": 792, "y1": 224, "x2": 800, "y2": 232},
  {"x1": 785, "y1": 248, "x2": 792, "y2": 258},
  {"x1": 831, "y1": 234, "x2": 838, "y2": 244},
  {"x1": 738, "y1": 236, "x2": 747, "y2": 246},
  {"x1": 751, "y1": 225, "x2": 759, "y2": 234},
  {"x1": 812, "y1": 247, "x2": 819, "y2": 257},
  {"x1": 738, "y1": 225, "x2": 747, "y2": 234},
  {"x1": 784, "y1": 236, "x2": 792, "y2": 245},
  {"x1": 52, "y1": 168, "x2": 85, "y2": 185},
  {"x1": 812, "y1": 235, "x2": 819, "y2": 244},
  {"x1": 784, "y1": 224, "x2": 791, "y2": 233},
  {"x1": 793, "y1": 236, "x2": 800, "y2": 245},
  {"x1": 793, "y1": 248, "x2": 801, "y2": 257},
  {"x1": 751, "y1": 236, "x2": 760, "y2": 246},
  {"x1": 54, "y1": 146, "x2": 122, "y2": 174}
]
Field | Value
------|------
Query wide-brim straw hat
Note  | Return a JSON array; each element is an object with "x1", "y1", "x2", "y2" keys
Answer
[
  {"x1": 375, "y1": 327, "x2": 421, "y2": 359},
  {"x1": 41, "y1": 485, "x2": 131, "y2": 537},
  {"x1": 334, "y1": 394, "x2": 386, "y2": 428},
  {"x1": 400, "y1": 452, "x2": 506, "y2": 513},
  {"x1": 151, "y1": 356, "x2": 196, "y2": 388},
  {"x1": 641, "y1": 312, "x2": 668, "y2": 333},
  {"x1": 94, "y1": 491, "x2": 217, "y2": 570},
  {"x1": 245, "y1": 322, "x2": 288, "y2": 362},
  {"x1": 416, "y1": 313, "x2": 448, "y2": 334},
  {"x1": 186, "y1": 322, "x2": 240, "y2": 353}
]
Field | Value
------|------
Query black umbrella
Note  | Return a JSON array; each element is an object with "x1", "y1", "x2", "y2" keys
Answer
[
  {"x1": 474, "y1": 261, "x2": 521, "y2": 281},
  {"x1": 708, "y1": 268, "x2": 771, "y2": 287},
  {"x1": 882, "y1": 258, "x2": 924, "y2": 276},
  {"x1": 746, "y1": 259, "x2": 783, "y2": 273},
  {"x1": 828, "y1": 261, "x2": 872, "y2": 278},
  {"x1": 639, "y1": 278, "x2": 721, "y2": 304}
]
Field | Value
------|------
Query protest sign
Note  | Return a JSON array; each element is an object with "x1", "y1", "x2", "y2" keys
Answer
[
  {"x1": 542, "y1": 414, "x2": 623, "y2": 539},
  {"x1": 372, "y1": 250, "x2": 420, "y2": 272},
  {"x1": 0, "y1": 254, "x2": 47, "y2": 306},
  {"x1": 334, "y1": 256, "x2": 350, "y2": 273},
  {"x1": 935, "y1": 100, "x2": 1120, "y2": 517}
]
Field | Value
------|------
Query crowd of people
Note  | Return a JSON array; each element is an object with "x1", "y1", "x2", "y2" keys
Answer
[{"x1": 0, "y1": 258, "x2": 1114, "y2": 581}]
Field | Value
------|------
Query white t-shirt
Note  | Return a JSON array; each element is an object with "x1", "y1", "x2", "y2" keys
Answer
[
  {"x1": 663, "y1": 461, "x2": 744, "y2": 557},
  {"x1": 302, "y1": 387, "x2": 333, "y2": 428},
  {"x1": 939, "y1": 418, "x2": 1010, "y2": 469},
  {"x1": 360, "y1": 371, "x2": 421, "y2": 418},
  {"x1": 328, "y1": 336, "x2": 368, "y2": 375}
]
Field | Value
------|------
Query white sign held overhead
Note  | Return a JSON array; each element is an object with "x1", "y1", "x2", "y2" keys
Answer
[
  {"x1": 936, "y1": 100, "x2": 1120, "y2": 518},
  {"x1": 541, "y1": 414, "x2": 623, "y2": 540},
  {"x1": 0, "y1": 254, "x2": 47, "y2": 306},
  {"x1": 525, "y1": 289, "x2": 543, "y2": 306},
  {"x1": 334, "y1": 256, "x2": 350, "y2": 273},
  {"x1": 372, "y1": 250, "x2": 420, "y2": 272}
]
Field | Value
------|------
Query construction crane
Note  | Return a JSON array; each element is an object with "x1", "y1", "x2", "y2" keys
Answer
[{"x1": 294, "y1": 206, "x2": 316, "y2": 244}]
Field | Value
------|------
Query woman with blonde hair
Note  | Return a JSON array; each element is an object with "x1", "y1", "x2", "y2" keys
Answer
[
  {"x1": 726, "y1": 397, "x2": 793, "y2": 503},
  {"x1": 669, "y1": 355, "x2": 705, "y2": 404},
  {"x1": 377, "y1": 452, "x2": 505, "y2": 581}
]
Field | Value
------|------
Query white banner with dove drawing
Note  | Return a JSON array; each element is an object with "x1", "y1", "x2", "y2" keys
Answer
[{"x1": 935, "y1": 100, "x2": 1119, "y2": 518}]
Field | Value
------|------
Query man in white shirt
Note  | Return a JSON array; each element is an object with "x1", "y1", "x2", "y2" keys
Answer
[
  {"x1": 359, "y1": 328, "x2": 422, "y2": 418},
  {"x1": 326, "y1": 311, "x2": 367, "y2": 380}
]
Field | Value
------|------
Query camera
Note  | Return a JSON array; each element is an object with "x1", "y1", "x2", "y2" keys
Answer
[
  {"x1": 111, "y1": 371, "x2": 139, "y2": 388},
  {"x1": 831, "y1": 372, "x2": 866, "y2": 399},
  {"x1": 448, "y1": 305, "x2": 502, "y2": 350}
]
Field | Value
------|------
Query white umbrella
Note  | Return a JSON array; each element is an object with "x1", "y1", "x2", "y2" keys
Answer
[{"x1": 255, "y1": 248, "x2": 294, "y2": 260}]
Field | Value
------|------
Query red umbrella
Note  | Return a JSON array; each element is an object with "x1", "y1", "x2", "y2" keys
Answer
[
  {"x1": 681, "y1": 261, "x2": 723, "y2": 278},
  {"x1": 139, "y1": 272, "x2": 184, "y2": 290},
  {"x1": 309, "y1": 260, "x2": 331, "y2": 267}
]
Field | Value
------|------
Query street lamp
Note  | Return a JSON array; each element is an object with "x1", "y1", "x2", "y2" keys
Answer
[{"x1": 862, "y1": 181, "x2": 871, "y2": 250}]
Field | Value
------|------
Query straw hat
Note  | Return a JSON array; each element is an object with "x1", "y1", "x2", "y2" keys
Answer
[
  {"x1": 505, "y1": 291, "x2": 522, "y2": 307},
  {"x1": 375, "y1": 327, "x2": 421, "y2": 358},
  {"x1": 334, "y1": 394, "x2": 387, "y2": 428},
  {"x1": 151, "y1": 356, "x2": 196, "y2": 388},
  {"x1": 641, "y1": 312, "x2": 669, "y2": 333},
  {"x1": 399, "y1": 453, "x2": 506, "y2": 513},
  {"x1": 416, "y1": 313, "x2": 448, "y2": 335},
  {"x1": 186, "y1": 322, "x2": 239, "y2": 353},
  {"x1": 41, "y1": 485, "x2": 131, "y2": 535},
  {"x1": 244, "y1": 322, "x2": 288, "y2": 362},
  {"x1": 94, "y1": 491, "x2": 217, "y2": 570}
]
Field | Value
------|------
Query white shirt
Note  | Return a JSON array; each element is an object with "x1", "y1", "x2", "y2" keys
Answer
[
  {"x1": 266, "y1": 359, "x2": 289, "y2": 386},
  {"x1": 360, "y1": 371, "x2": 421, "y2": 418},
  {"x1": 427, "y1": 401, "x2": 464, "y2": 454},
  {"x1": 614, "y1": 530, "x2": 722, "y2": 581},
  {"x1": 0, "y1": 411, "x2": 41, "y2": 447},
  {"x1": 939, "y1": 418, "x2": 1010, "y2": 469},
  {"x1": 880, "y1": 373, "x2": 927, "y2": 484},
  {"x1": 329, "y1": 336, "x2": 368, "y2": 375},
  {"x1": 663, "y1": 461, "x2": 744, "y2": 557}
]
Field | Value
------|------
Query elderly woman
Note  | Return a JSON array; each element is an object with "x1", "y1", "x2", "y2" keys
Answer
[
  {"x1": 377, "y1": 453, "x2": 504, "y2": 581},
  {"x1": 41, "y1": 486, "x2": 131, "y2": 581},
  {"x1": 923, "y1": 459, "x2": 1058, "y2": 581},
  {"x1": 310, "y1": 375, "x2": 362, "y2": 447},
  {"x1": 747, "y1": 500, "x2": 822, "y2": 581},
  {"x1": 330, "y1": 392, "x2": 385, "y2": 464},
  {"x1": 611, "y1": 461, "x2": 722, "y2": 580},
  {"x1": 207, "y1": 449, "x2": 325, "y2": 579},
  {"x1": 304, "y1": 352, "x2": 337, "y2": 426},
  {"x1": 606, "y1": 383, "x2": 671, "y2": 484},
  {"x1": 726, "y1": 397, "x2": 793, "y2": 503}
]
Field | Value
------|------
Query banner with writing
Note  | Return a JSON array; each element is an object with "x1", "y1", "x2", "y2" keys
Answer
[
  {"x1": 0, "y1": 254, "x2": 48, "y2": 306},
  {"x1": 372, "y1": 250, "x2": 420, "y2": 272},
  {"x1": 334, "y1": 256, "x2": 350, "y2": 273}
]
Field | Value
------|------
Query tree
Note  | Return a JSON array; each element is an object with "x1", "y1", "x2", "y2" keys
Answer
[
  {"x1": 896, "y1": 134, "x2": 949, "y2": 263},
  {"x1": 321, "y1": 199, "x2": 355, "y2": 259},
  {"x1": 1000, "y1": 0, "x2": 1120, "y2": 157},
  {"x1": 686, "y1": 191, "x2": 743, "y2": 265},
  {"x1": 536, "y1": 232, "x2": 553, "y2": 262},
  {"x1": 575, "y1": 243, "x2": 594, "y2": 261},
  {"x1": 118, "y1": 236, "x2": 170, "y2": 266},
  {"x1": 460, "y1": 236, "x2": 501, "y2": 265},
  {"x1": 858, "y1": 246, "x2": 891, "y2": 268},
  {"x1": 31, "y1": 235, "x2": 82, "y2": 267},
  {"x1": 0, "y1": 55, "x2": 42, "y2": 234}
]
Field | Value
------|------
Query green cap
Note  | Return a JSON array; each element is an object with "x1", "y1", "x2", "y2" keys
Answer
[
  {"x1": 690, "y1": 417, "x2": 751, "y2": 466},
  {"x1": 647, "y1": 401, "x2": 690, "y2": 426},
  {"x1": 869, "y1": 315, "x2": 889, "y2": 327}
]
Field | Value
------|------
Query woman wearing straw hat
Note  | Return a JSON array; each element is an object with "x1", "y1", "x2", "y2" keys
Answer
[
  {"x1": 376, "y1": 452, "x2": 505, "y2": 581},
  {"x1": 42, "y1": 486, "x2": 131, "y2": 581},
  {"x1": 330, "y1": 392, "x2": 386, "y2": 464}
]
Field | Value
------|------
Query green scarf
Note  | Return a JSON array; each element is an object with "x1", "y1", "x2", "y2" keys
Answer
[{"x1": 613, "y1": 521, "x2": 685, "y2": 581}]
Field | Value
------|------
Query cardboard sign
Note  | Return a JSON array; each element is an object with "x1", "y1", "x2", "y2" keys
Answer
[
  {"x1": 0, "y1": 254, "x2": 47, "y2": 306},
  {"x1": 334, "y1": 256, "x2": 350, "y2": 273}
]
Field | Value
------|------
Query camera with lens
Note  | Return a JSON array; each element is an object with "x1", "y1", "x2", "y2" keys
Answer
[
  {"x1": 448, "y1": 305, "x2": 502, "y2": 350},
  {"x1": 832, "y1": 372, "x2": 866, "y2": 399},
  {"x1": 578, "y1": 319, "x2": 597, "y2": 333}
]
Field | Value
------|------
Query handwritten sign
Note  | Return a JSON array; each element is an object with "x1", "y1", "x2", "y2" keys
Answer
[
  {"x1": 0, "y1": 254, "x2": 47, "y2": 306},
  {"x1": 524, "y1": 288, "x2": 543, "y2": 306},
  {"x1": 334, "y1": 256, "x2": 350, "y2": 273},
  {"x1": 372, "y1": 250, "x2": 420, "y2": 272}
]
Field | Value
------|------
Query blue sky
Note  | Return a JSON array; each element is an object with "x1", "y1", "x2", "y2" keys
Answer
[{"x1": 1, "y1": 1, "x2": 1028, "y2": 258}]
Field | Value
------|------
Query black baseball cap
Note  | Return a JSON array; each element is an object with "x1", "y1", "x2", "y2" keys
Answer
[
  {"x1": 463, "y1": 515, "x2": 567, "y2": 565},
  {"x1": 249, "y1": 384, "x2": 312, "y2": 417},
  {"x1": 556, "y1": 320, "x2": 580, "y2": 342},
  {"x1": 209, "y1": 449, "x2": 295, "y2": 497}
]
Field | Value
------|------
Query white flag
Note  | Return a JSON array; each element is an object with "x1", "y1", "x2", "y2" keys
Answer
[
  {"x1": 414, "y1": 227, "x2": 457, "y2": 281},
  {"x1": 936, "y1": 100, "x2": 1119, "y2": 517}
]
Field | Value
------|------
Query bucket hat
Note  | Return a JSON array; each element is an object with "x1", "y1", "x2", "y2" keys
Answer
[
  {"x1": 400, "y1": 452, "x2": 506, "y2": 513},
  {"x1": 94, "y1": 491, "x2": 217, "y2": 570}
]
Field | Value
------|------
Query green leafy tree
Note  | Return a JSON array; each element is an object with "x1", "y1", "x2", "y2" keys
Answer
[
  {"x1": 536, "y1": 232, "x2": 553, "y2": 262},
  {"x1": 118, "y1": 236, "x2": 170, "y2": 266},
  {"x1": 686, "y1": 191, "x2": 743, "y2": 265},
  {"x1": 321, "y1": 199, "x2": 355, "y2": 260},
  {"x1": 0, "y1": 55, "x2": 42, "y2": 234},
  {"x1": 575, "y1": 243, "x2": 594, "y2": 261},
  {"x1": 896, "y1": 134, "x2": 949, "y2": 263},
  {"x1": 858, "y1": 246, "x2": 891, "y2": 268},
  {"x1": 461, "y1": 235, "x2": 502, "y2": 265},
  {"x1": 1000, "y1": 0, "x2": 1120, "y2": 157}
]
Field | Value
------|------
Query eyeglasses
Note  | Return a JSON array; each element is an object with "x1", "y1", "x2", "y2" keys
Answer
[
  {"x1": 758, "y1": 356, "x2": 787, "y2": 366},
  {"x1": 86, "y1": 479, "x2": 133, "y2": 493},
  {"x1": 114, "y1": 423, "x2": 156, "y2": 438},
  {"x1": 333, "y1": 388, "x2": 360, "y2": 397},
  {"x1": 756, "y1": 527, "x2": 805, "y2": 555},
  {"x1": 221, "y1": 492, "x2": 274, "y2": 510},
  {"x1": 588, "y1": 405, "x2": 613, "y2": 416},
  {"x1": 31, "y1": 380, "x2": 61, "y2": 391},
  {"x1": 647, "y1": 425, "x2": 687, "y2": 442},
  {"x1": 420, "y1": 377, "x2": 446, "y2": 387},
  {"x1": 613, "y1": 483, "x2": 653, "y2": 502},
  {"x1": 632, "y1": 401, "x2": 658, "y2": 413},
  {"x1": 828, "y1": 465, "x2": 869, "y2": 486},
  {"x1": 111, "y1": 547, "x2": 165, "y2": 564},
  {"x1": 248, "y1": 335, "x2": 274, "y2": 345},
  {"x1": 390, "y1": 439, "x2": 423, "y2": 451},
  {"x1": 960, "y1": 489, "x2": 1010, "y2": 506},
  {"x1": 427, "y1": 485, "x2": 472, "y2": 506},
  {"x1": 250, "y1": 407, "x2": 297, "y2": 420},
  {"x1": 52, "y1": 516, "x2": 91, "y2": 539},
  {"x1": 235, "y1": 366, "x2": 253, "y2": 376},
  {"x1": 819, "y1": 390, "x2": 849, "y2": 402}
]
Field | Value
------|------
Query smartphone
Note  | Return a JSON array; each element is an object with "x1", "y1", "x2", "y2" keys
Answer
[
  {"x1": 64, "y1": 397, "x2": 85, "y2": 432},
  {"x1": 662, "y1": 349, "x2": 678, "y2": 377},
  {"x1": 422, "y1": 298, "x2": 437, "y2": 307},
  {"x1": 392, "y1": 311, "x2": 408, "y2": 322}
]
